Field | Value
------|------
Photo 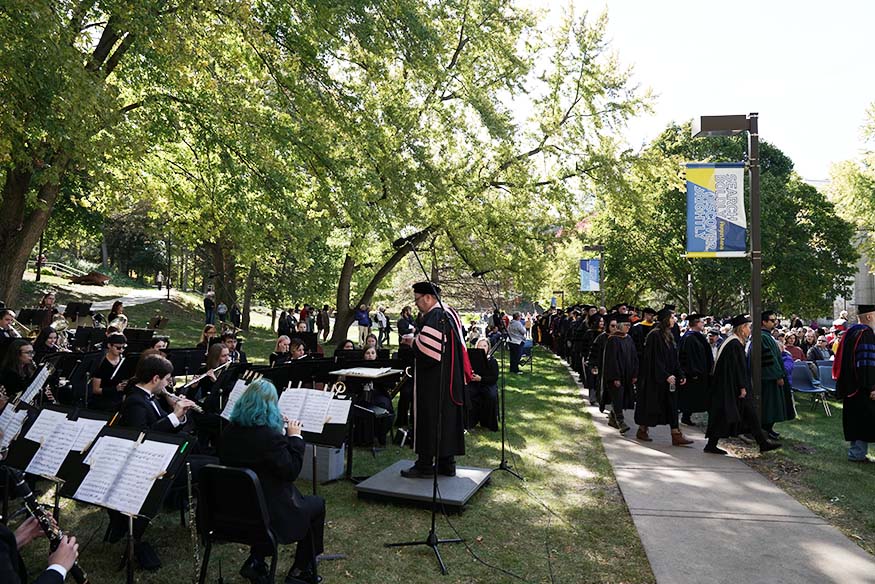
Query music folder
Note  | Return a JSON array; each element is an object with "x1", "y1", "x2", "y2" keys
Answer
[{"x1": 59, "y1": 426, "x2": 189, "y2": 519}]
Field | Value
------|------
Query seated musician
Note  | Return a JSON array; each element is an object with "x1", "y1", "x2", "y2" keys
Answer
[
  {"x1": 221, "y1": 332, "x2": 248, "y2": 366},
  {"x1": 195, "y1": 324, "x2": 217, "y2": 353},
  {"x1": 146, "y1": 336, "x2": 169, "y2": 351},
  {"x1": 363, "y1": 333, "x2": 378, "y2": 350},
  {"x1": 89, "y1": 333, "x2": 128, "y2": 412},
  {"x1": 465, "y1": 338, "x2": 499, "y2": 431},
  {"x1": 0, "y1": 340, "x2": 37, "y2": 400},
  {"x1": 0, "y1": 309, "x2": 20, "y2": 339},
  {"x1": 186, "y1": 343, "x2": 230, "y2": 410},
  {"x1": 0, "y1": 514, "x2": 79, "y2": 584},
  {"x1": 219, "y1": 380, "x2": 325, "y2": 584},
  {"x1": 33, "y1": 328, "x2": 62, "y2": 359},
  {"x1": 270, "y1": 336, "x2": 291, "y2": 367},
  {"x1": 392, "y1": 334, "x2": 415, "y2": 430},
  {"x1": 289, "y1": 338, "x2": 307, "y2": 360},
  {"x1": 336, "y1": 339, "x2": 356, "y2": 352},
  {"x1": 37, "y1": 292, "x2": 59, "y2": 329},
  {"x1": 354, "y1": 347, "x2": 395, "y2": 446}
]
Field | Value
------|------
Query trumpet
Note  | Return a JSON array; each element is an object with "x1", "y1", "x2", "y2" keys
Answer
[
  {"x1": 388, "y1": 366, "x2": 413, "y2": 399},
  {"x1": 157, "y1": 387, "x2": 205, "y2": 414}
]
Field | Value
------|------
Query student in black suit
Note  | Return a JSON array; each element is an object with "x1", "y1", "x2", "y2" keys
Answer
[
  {"x1": 0, "y1": 514, "x2": 78, "y2": 584},
  {"x1": 219, "y1": 379, "x2": 325, "y2": 584}
]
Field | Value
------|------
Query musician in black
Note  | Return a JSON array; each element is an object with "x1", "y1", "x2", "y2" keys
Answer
[
  {"x1": 0, "y1": 309, "x2": 19, "y2": 339},
  {"x1": 89, "y1": 333, "x2": 128, "y2": 412},
  {"x1": 0, "y1": 340, "x2": 37, "y2": 399},
  {"x1": 186, "y1": 343, "x2": 231, "y2": 409},
  {"x1": 32, "y1": 329, "x2": 61, "y2": 360},
  {"x1": 196, "y1": 324, "x2": 217, "y2": 352},
  {"x1": 0, "y1": 514, "x2": 79, "y2": 584},
  {"x1": 393, "y1": 334, "x2": 415, "y2": 429},
  {"x1": 219, "y1": 379, "x2": 325, "y2": 584},
  {"x1": 397, "y1": 306, "x2": 415, "y2": 343},
  {"x1": 465, "y1": 338, "x2": 499, "y2": 431},
  {"x1": 221, "y1": 332, "x2": 247, "y2": 366},
  {"x1": 357, "y1": 346, "x2": 395, "y2": 445},
  {"x1": 270, "y1": 335, "x2": 292, "y2": 367}
]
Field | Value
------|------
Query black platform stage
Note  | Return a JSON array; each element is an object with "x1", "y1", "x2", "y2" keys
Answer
[{"x1": 355, "y1": 459, "x2": 492, "y2": 511}]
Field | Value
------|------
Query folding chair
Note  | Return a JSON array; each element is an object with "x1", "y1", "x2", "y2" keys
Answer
[
  {"x1": 518, "y1": 339, "x2": 534, "y2": 372},
  {"x1": 790, "y1": 362, "x2": 831, "y2": 416},
  {"x1": 816, "y1": 365, "x2": 838, "y2": 396}
]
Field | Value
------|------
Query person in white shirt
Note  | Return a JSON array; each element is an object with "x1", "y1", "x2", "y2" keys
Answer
[{"x1": 507, "y1": 312, "x2": 528, "y2": 374}]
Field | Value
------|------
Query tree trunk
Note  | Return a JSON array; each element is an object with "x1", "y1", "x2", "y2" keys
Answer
[
  {"x1": 0, "y1": 163, "x2": 65, "y2": 306},
  {"x1": 271, "y1": 307, "x2": 276, "y2": 331},
  {"x1": 329, "y1": 228, "x2": 433, "y2": 344},
  {"x1": 100, "y1": 231, "x2": 109, "y2": 269},
  {"x1": 241, "y1": 263, "x2": 257, "y2": 331}
]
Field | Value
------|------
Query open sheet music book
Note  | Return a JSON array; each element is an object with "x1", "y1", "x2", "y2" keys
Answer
[
  {"x1": 22, "y1": 409, "x2": 108, "y2": 479},
  {"x1": 20, "y1": 364, "x2": 52, "y2": 404},
  {"x1": 220, "y1": 379, "x2": 248, "y2": 420},
  {"x1": 74, "y1": 435, "x2": 179, "y2": 516},
  {"x1": 0, "y1": 406, "x2": 29, "y2": 451},
  {"x1": 278, "y1": 387, "x2": 335, "y2": 435},
  {"x1": 328, "y1": 367, "x2": 401, "y2": 379}
]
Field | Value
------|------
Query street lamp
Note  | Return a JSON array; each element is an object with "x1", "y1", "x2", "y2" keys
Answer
[
  {"x1": 692, "y1": 113, "x2": 761, "y2": 415},
  {"x1": 583, "y1": 244, "x2": 605, "y2": 307}
]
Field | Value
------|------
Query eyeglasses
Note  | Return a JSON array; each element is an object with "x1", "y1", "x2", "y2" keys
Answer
[
  {"x1": 111, "y1": 344, "x2": 127, "y2": 350},
  {"x1": 20, "y1": 350, "x2": 35, "y2": 355}
]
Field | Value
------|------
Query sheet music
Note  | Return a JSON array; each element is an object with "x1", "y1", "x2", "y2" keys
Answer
[
  {"x1": 75, "y1": 436, "x2": 136, "y2": 507},
  {"x1": 0, "y1": 407, "x2": 29, "y2": 450},
  {"x1": 25, "y1": 421, "x2": 83, "y2": 479},
  {"x1": 220, "y1": 379, "x2": 248, "y2": 420},
  {"x1": 329, "y1": 367, "x2": 400, "y2": 379},
  {"x1": 278, "y1": 388, "x2": 333, "y2": 434},
  {"x1": 104, "y1": 440, "x2": 178, "y2": 516},
  {"x1": 325, "y1": 399, "x2": 351, "y2": 425},
  {"x1": 24, "y1": 409, "x2": 69, "y2": 444},
  {"x1": 20, "y1": 365, "x2": 52, "y2": 404},
  {"x1": 71, "y1": 418, "x2": 108, "y2": 452}
]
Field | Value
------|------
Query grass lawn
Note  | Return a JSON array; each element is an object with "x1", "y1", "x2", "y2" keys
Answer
[
  {"x1": 17, "y1": 343, "x2": 654, "y2": 583},
  {"x1": 715, "y1": 396, "x2": 875, "y2": 557}
]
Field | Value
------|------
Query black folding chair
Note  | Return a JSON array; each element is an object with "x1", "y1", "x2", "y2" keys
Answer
[{"x1": 197, "y1": 465, "x2": 278, "y2": 583}]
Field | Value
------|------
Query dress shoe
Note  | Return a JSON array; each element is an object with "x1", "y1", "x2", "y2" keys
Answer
[
  {"x1": 671, "y1": 431, "x2": 693, "y2": 446},
  {"x1": 400, "y1": 465, "x2": 434, "y2": 478},
  {"x1": 240, "y1": 556, "x2": 269, "y2": 583},
  {"x1": 680, "y1": 416, "x2": 694, "y2": 426},
  {"x1": 766, "y1": 430, "x2": 781, "y2": 440},
  {"x1": 607, "y1": 413, "x2": 619, "y2": 429},
  {"x1": 134, "y1": 541, "x2": 162, "y2": 571},
  {"x1": 704, "y1": 445, "x2": 728, "y2": 455},
  {"x1": 437, "y1": 462, "x2": 457, "y2": 476},
  {"x1": 636, "y1": 427, "x2": 652, "y2": 442},
  {"x1": 759, "y1": 440, "x2": 782, "y2": 453},
  {"x1": 618, "y1": 421, "x2": 630, "y2": 434},
  {"x1": 286, "y1": 569, "x2": 323, "y2": 584}
]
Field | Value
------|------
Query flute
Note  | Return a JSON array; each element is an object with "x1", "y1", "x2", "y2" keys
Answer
[
  {"x1": 157, "y1": 387, "x2": 205, "y2": 414},
  {"x1": 179, "y1": 361, "x2": 231, "y2": 390}
]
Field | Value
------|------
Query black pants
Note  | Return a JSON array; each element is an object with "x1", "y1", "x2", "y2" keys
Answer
[
  {"x1": 509, "y1": 342, "x2": 522, "y2": 373},
  {"x1": 252, "y1": 495, "x2": 325, "y2": 572},
  {"x1": 608, "y1": 383, "x2": 626, "y2": 423}
]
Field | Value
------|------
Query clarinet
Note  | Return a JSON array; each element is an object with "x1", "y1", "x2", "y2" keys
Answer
[{"x1": 10, "y1": 469, "x2": 90, "y2": 584}]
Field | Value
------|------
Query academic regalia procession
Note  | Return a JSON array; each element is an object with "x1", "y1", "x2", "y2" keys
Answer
[
  {"x1": 757, "y1": 311, "x2": 795, "y2": 438},
  {"x1": 677, "y1": 314, "x2": 713, "y2": 425},
  {"x1": 834, "y1": 304, "x2": 875, "y2": 462},
  {"x1": 600, "y1": 313, "x2": 638, "y2": 434}
]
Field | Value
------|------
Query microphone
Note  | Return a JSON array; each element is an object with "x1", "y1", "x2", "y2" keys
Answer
[
  {"x1": 392, "y1": 234, "x2": 418, "y2": 249},
  {"x1": 471, "y1": 269, "x2": 495, "y2": 278}
]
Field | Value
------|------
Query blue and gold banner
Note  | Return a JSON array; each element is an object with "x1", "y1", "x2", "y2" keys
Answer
[
  {"x1": 685, "y1": 162, "x2": 747, "y2": 258},
  {"x1": 579, "y1": 258, "x2": 600, "y2": 292}
]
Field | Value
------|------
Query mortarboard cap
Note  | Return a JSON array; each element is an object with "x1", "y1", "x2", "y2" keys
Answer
[
  {"x1": 856, "y1": 304, "x2": 875, "y2": 315},
  {"x1": 730, "y1": 314, "x2": 752, "y2": 327},
  {"x1": 412, "y1": 281, "x2": 441, "y2": 296},
  {"x1": 656, "y1": 307, "x2": 674, "y2": 321}
]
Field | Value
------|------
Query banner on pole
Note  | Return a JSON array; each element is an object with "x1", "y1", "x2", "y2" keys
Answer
[
  {"x1": 579, "y1": 258, "x2": 600, "y2": 292},
  {"x1": 685, "y1": 162, "x2": 747, "y2": 257}
]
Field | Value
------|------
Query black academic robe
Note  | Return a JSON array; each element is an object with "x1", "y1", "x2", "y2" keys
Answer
[
  {"x1": 634, "y1": 329, "x2": 683, "y2": 427},
  {"x1": 678, "y1": 330, "x2": 713, "y2": 414},
  {"x1": 629, "y1": 321, "x2": 655, "y2": 368},
  {"x1": 706, "y1": 337, "x2": 751, "y2": 439},
  {"x1": 601, "y1": 334, "x2": 638, "y2": 410},
  {"x1": 0, "y1": 522, "x2": 63, "y2": 584},
  {"x1": 587, "y1": 331, "x2": 609, "y2": 408},
  {"x1": 218, "y1": 423, "x2": 324, "y2": 551},
  {"x1": 412, "y1": 305, "x2": 466, "y2": 458},
  {"x1": 835, "y1": 324, "x2": 875, "y2": 442}
]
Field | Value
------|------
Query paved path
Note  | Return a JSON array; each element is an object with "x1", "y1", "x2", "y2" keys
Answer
[
  {"x1": 563, "y1": 358, "x2": 875, "y2": 584},
  {"x1": 59, "y1": 288, "x2": 168, "y2": 313}
]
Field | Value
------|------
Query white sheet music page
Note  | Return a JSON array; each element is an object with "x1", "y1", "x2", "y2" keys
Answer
[
  {"x1": 0, "y1": 408, "x2": 28, "y2": 450},
  {"x1": 278, "y1": 388, "x2": 306, "y2": 420},
  {"x1": 71, "y1": 418, "x2": 109, "y2": 452},
  {"x1": 220, "y1": 379, "x2": 248, "y2": 420},
  {"x1": 24, "y1": 409, "x2": 69, "y2": 444},
  {"x1": 325, "y1": 399, "x2": 351, "y2": 425},
  {"x1": 330, "y1": 367, "x2": 397, "y2": 378},
  {"x1": 20, "y1": 365, "x2": 51, "y2": 404},
  {"x1": 75, "y1": 436, "x2": 136, "y2": 507},
  {"x1": 25, "y1": 421, "x2": 83, "y2": 479},
  {"x1": 297, "y1": 388, "x2": 333, "y2": 434},
  {"x1": 104, "y1": 440, "x2": 179, "y2": 516}
]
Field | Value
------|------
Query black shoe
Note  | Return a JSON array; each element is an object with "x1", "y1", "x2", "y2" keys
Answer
[
  {"x1": 738, "y1": 434, "x2": 755, "y2": 445},
  {"x1": 681, "y1": 416, "x2": 694, "y2": 426},
  {"x1": 134, "y1": 541, "x2": 162, "y2": 571},
  {"x1": 286, "y1": 566, "x2": 323, "y2": 584},
  {"x1": 607, "y1": 413, "x2": 619, "y2": 429},
  {"x1": 618, "y1": 421, "x2": 630, "y2": 434},
  {"x1": 400, "y1": 465, "x2": 434, "y2": 479},
  {"x1": 240, "y1": 556, "x2": 269, "y2": 583},
  {"x1": 704, "y1": 445, "x2": 728, "y2": 455},
  {"x1": 766, "y1": 430, "x2": 781, "y2": 440},
  {"x1": 437, "y1": 463, "x2": 457, "y2": 477},
  {"x1": 759, "y1": 440, "x2": 782, "y2": 453}
]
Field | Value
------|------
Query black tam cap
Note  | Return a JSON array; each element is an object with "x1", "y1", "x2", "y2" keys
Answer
[
  {"x1": 642, "y1": 307, "x2": 656, "y2": 316},
  {"x1": 857, "y1": 304, "x2": 875, "y2": 315},
  {"x1": 687, "y1": 313, "x2": 704, "y2": 323},
  {"x1": 614, "y1": 313, "x2": 631, "y2": 324},
  {"x1": 730, "y1": 314, "x2": 752, "y2": 327},
  {"x1": 412, "y1": 281, "x2": 441, "y2": 296},
  {"x1": 656, "y1": 307, "x2": 674, "y2": 321},
  {"x1": 663, "y1": 304, "x2": 676, "y2": 312}
]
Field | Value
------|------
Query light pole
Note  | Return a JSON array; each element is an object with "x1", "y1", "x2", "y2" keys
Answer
[
  {"x1": 583, "y1": 244, "x2": 606, "y2": 307},
  {"x1": 692, "y1": 113, "x2": 761, "y2": 415}
]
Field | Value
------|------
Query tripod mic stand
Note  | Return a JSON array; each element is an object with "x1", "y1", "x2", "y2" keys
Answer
[
  {"x1": 475, "y1": 274, "x2": 523, "y2": 481},
  {"x1": 384, "y1": 241, "x2": 462, "y2": 574}
]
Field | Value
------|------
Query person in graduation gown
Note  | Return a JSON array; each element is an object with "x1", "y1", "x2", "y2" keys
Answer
[
  {"x1": 580, "y1": 314, "x2": 604, "y2": 404},
  {"x1": 757, "y1": 311, "x2": 794, "y2": 440},
  {"x1": 0, "y1": 515, "x2": 78, "y2": 584},
  {"x1": 833, "y1": 304, "x2": 875, "y2": 463},
  {"x1": 401, "y1": 281, "x2": 469, "y2": 478},
  {"x1": 677, "y1": 314, "x2": 713, "y2": 425},
  {"x1": 629, "y1": 307, "x2": 657, "y2": 374},
  {"x1": 587, "y1": 313, "x2": 616, "y2": 411},
  {"x1": 219, "y1": 379, "x2": 325, "y2": 584},
  {"x1": 465, "y1": 338, "x2": 499, "y2": 431},
  {"x1": 705, "y1": 315, "x2": 781, "y2": 455},
  {"x1": 634, "y1": 307, "x2": 693, "y2": 446},
  {"x1": 600, "y1": 313, "x2": 638, "y2": 435}
]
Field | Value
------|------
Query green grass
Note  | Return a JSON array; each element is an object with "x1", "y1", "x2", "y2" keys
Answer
[
  {"x1": 17, "y1": 346, "x2": 654, "y2": 584},
  {"x1": 716, "y1": 397, "x2": 875, "y2": 556}
]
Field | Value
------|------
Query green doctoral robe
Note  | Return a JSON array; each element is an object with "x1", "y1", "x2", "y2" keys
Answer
[{"x1": 758, "y1": 330, "x2": 794, "y2": 425}]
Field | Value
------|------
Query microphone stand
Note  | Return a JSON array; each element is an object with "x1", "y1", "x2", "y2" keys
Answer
[
  {"x1": 475, "y1": 274, "x2": 523, "y2": 481},
  {"x1": 384, "y1": 241, "x2": 462, "y2": 574}
]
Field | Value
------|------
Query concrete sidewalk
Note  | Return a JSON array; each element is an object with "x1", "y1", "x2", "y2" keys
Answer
[{"x1": 567, "y1": 364, "x2": 875, "y2": 584}]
